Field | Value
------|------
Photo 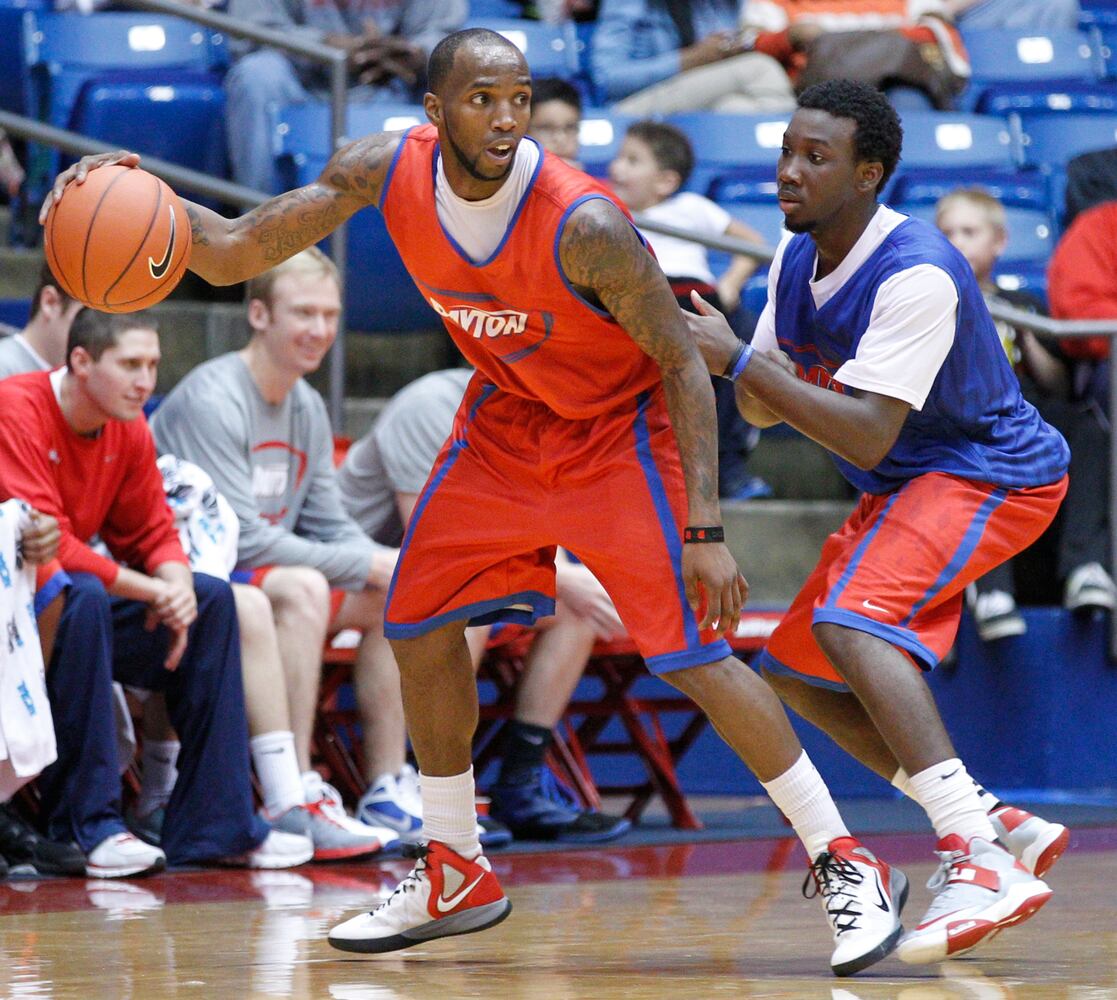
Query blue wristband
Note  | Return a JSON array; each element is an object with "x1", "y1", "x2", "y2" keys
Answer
[{"x1": 727, "y1": 341, "x2": 754, "y2": 382}]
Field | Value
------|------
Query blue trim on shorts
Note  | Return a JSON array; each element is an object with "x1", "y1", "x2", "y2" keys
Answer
[
  {"x1": 824, "y1": 487, "x2": 904, "y2": 609},
  {"x1": 645, "y1": 638, "x2": 733, "y2": 675},
  {"x1": 385, "y1": 591, "x2": 556, "y2": 639},
  {"x1": 631, "y1": 389, "x2": 701, "y2": 650},
  {"x1": 812, "y1": 607, "x2": 938, "y2": 670},
  {"x1": 756, "y1": 648, "x2": 852, "y2": 692},
  {"x1": 900, "y1": 487, "x2": 1008, "y2": 627},
  {"x1": 33, "y1": 567, "x2": 70, "y2": 617}
]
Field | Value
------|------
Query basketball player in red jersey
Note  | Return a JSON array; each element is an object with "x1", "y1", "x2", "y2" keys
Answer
[{"x1": 43, "y1": 30, "x2": 909, "y2": 975}]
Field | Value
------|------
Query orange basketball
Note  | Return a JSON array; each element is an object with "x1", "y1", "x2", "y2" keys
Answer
[{"x1": 43, "y1": 164, "x2": 192, "y2": 314}]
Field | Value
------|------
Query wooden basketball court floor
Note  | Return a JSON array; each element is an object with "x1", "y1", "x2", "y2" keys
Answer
[{"x1": 1, "y1": 824, "x2": 1114, "y2": 1000}]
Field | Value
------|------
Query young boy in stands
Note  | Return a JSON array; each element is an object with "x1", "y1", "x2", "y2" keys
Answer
[
  {"x1": 609, "y1": 120, "x2": 770, "y2": 500},
  {"x1": 527, "y1": 76, "x2": 582, "y2": 169}
]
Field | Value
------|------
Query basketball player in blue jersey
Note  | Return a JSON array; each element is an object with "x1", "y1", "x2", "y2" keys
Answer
[{"x1": 687, "y1": 80, "x2": 1070, "y2": 964}]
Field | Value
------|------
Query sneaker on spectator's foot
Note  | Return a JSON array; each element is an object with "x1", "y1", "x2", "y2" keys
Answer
[
  {"x1": 219, "y1": 829, "x2": 313, "y2": 870},
  {"x1": 357, "y1": 770, "x2": 423, "y2": 844},
  {"x1": 971, "y1": 589, "x2": 1027, "y2": 642},
  {"x1": 85, "y1": 832, "x2": 166, "y2": 879},
  {"x1": 989, "y1": 805, "x2": 1069, "y2": 878},
  {"x1": 803, "y1": 836, "x2": 908, "y2": 976},
  {"x1": 328, "y1": 841, "x2": 511, "y2": 954},
  {"x1": 0, "y1": 803, "x2": 87, "y2": 876},
  {"x1": 490, "y1": 768, "x2": 631, "y2": 844},
  {"x1": 897, "y1": 835, "x2": 1052, "y2": 965},
  {"x1": 477, "y1": 813, "x2": 514, "y2": 851},
  {"x1": 1064, "y1": 562, "x2": 1117, "y2": 612},
  {"x1": 269, "y1": 774, "x2": 398, "y2": 862},
  {"x1": 124, "y1": 805, "x2": 165, "y2": 847}
]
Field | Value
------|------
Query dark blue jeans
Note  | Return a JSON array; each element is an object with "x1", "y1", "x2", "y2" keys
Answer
[{"x1": 37, "y1": 572, "x2": 268, "y2": 864}]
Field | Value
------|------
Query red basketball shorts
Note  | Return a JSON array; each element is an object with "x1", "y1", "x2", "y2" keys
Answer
[
  {"x1": 384, "y1": 377, "x2": 732, "y2": 674},
  {"x1": 757, "y1": 471, "x2": 1068, "y2": 689}
]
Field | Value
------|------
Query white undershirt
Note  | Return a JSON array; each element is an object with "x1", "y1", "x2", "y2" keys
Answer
[
  {"x1": 751, "y1": 205, "x2": 958, "y2": 411},
  {"x1": 434, "y1": 138, "x2": 542, "y2": 264}
]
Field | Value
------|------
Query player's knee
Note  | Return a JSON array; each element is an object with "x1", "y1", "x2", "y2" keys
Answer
[{"x1": 264, "y1": 566, "x2": 331, "y2": 624}]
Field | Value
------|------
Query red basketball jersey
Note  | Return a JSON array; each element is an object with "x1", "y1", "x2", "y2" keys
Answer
[{"x1": 379, "y1": 127, "x2": 662, "y2": 419}]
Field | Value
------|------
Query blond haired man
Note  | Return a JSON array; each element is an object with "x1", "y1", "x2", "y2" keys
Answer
[{"x1": 152, "y1": 248, "x2": 409, "y2": 857}]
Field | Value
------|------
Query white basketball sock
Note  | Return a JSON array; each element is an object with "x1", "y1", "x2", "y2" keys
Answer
[
  {"x1": 892, "y1": 766, "x2": 1002, "y2": 815},
  {"x1": 761, "y1": 751, "x2": 850, "y2": 860},
  {"x1": 250, "y1": 730, "x2": 304, "y2": 817},
  {"x1": 907, "y1": 758, "x2": 997, "y2": 844},
  {"x1": 421, "y1": 767, "x2": 481, "y2": 860},
  {"x1": 137, "y1": 739, "x2": 179, "y2": 817}
]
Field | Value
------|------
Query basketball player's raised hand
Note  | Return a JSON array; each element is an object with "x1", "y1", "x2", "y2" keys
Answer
[
  {"x1": 38, "y1": 149, "x2": 140, "y2": 224},
  {"x1": 683, "y1": 543, "x2": 748, "y2": 638},
  {"x1": 686, "y1": 290, "x2": 740, "y2": 376}
]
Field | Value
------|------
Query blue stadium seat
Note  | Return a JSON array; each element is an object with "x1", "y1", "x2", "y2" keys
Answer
[
  {"x1": 961, "y1": 28, "x2": 1105, "y2": 112},
  {"x1": 0, "y1": 0, "x2": 45, "y2": 116},
  {"x1": 977, "y1": 81, "x2": 1117, "y2": 117},
  {"x1": 466, "y1": 0, "x2": 523, "y2": 17},
  {"x1": 466, "y1": 17, "x2": 578, "y2": 78},
  {"x1": 888, "y1": 168, "x2": 1052, "y2": 214},
  {"x1": 576, "y1": 110, "x2": 634, "y2": 179},
  {"x1": 992, "y1": 260, "x2": 1049, "y2": 306},
  {"x1": 668, "y1": 112, "x2": 790, "y2": 200},
  {"x1": 0, "y1": 298, "x2": 30, "y2": 331},
  {"x1": 1016, "y1": 111, "x2": 1117, "y2": 168},
  {"x1": 275, "y1": 101, "x2": 433, "y2": 332},
  {"x1": 22, "y1": 10, "x2": 228, "y2": 210},
  {"x1": 706, "y1": 201, "x2": 783, "y2": 280}
]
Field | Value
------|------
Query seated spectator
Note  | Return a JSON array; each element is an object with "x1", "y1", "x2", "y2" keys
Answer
[
  {"x1": 0, "y1": 505, "x2": 86, "y2": 877},
  {"x1": 935, "y1": 189, "x2": 1092, "y2": 637},
  {"x1": 529, "y1": 77, "x2": 583, "y2": 169},
  {"x1": 337, "y1": 367, "x2": 632, "y2": 843},
  {"x1": 0, "y1": 262, "x2": 82, "y2": 380},
  {"x1": 223, "y1": 0, "x2": 465, "y2": 192},
  {"x1": 591, "y1": 0, "x2": 797, "y2": 115},
  {"x1": 151, "y1": 249, "x2": 422, "y2": 844},
  {"x1": 608, "y1": 120, "x2": 770, "y2": 500},
  {"x1": 1046, "y1": 199, "x2": 1117, "y2": 613},
  {"x1": 0, "y1": 309, "x2": 312, "y2": 876},
  {"x1": 126, "y1": 456, "x2": 393, "y2": 862},
  {"x1": 1064, "y1": 147, "x2": 1117, "y2": 229}
]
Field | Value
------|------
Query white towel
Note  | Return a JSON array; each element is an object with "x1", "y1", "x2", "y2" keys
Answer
[{"x1": 0, "y1": 499, "x2": 57, "y2": 799}]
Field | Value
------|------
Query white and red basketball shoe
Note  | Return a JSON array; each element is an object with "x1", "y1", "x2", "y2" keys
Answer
[
  {"x1": 989, "y1": 805, "x2": 1070, "y2": 877},
  {"x1": 327, "y1": 841, "x2": 512, "y2": 954},
  {"x1": 897, "y1": 835, "x2": 1052, "y2": 965},
  {"x1": 804, "y1": 836, "x2": 909, "y2": 976}
]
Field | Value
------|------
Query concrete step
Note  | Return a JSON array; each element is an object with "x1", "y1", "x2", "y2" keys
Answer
[{"x1": 722, "y1": 498, "x2": 852, "y2": 605}]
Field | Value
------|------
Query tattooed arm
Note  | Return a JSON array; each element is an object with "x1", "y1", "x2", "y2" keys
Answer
[
  {"x1": 38, "y1": 133, "x2": 401, "y2": 287},
  {"x1": 558, "y1": 198, "x2": 747, "y2": 636}
]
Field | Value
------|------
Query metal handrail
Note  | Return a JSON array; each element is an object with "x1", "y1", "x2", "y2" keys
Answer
[{"x1": 112, "y1": 0, "x2": 350, "y2": 427}]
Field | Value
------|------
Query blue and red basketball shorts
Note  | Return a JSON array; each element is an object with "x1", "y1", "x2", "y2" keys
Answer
[
  {"x1": 758, "y1": 471, "x2": 1068, "y2": 689},
  {"x1": 384, "y1": 377, "x2": 732, "y2": 674}
]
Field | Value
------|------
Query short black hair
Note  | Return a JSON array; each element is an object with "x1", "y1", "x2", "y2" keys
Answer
[
  {"x1": 797, "y1": 80, "x2": 903, "y2": 191},
  {"x1": 427, "y1": 28, "x2": 523, "y2": 94},
  {"x1": 28, "y1": 259, "x2": 74, "y2": 323},
  {"x1": 67, "y1": 308, "x2": 158, "y2": 366},
  {"x1": 531, "y1": 77, "x2": 581, "y2": 114},
  {"x1": 626, "y1": 120, "x2": 694, "y2": 189}
]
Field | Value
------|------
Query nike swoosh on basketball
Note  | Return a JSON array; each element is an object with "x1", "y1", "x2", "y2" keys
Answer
[
  {"x1": 436, "y1": 870, "x2": 486, "y2": 913},
  {"x1": 148, "y1": 205, "x2": 176, "y2": 280},
  {"x1": 862, "y1": 599, "x2": 888, "y2": 613}
]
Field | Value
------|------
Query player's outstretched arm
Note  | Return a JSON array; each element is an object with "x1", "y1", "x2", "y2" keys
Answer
[
  {"x1": 38, "y1": 133, "x2": 401, "y2": 287},
  {"x1": 559, "y1": 198, "x2": 747, "y2": 637}
]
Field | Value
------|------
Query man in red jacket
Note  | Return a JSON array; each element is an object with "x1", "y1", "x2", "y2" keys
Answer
[{"x1": 0, "y1": 308, "x2": 311, "y2": 876}]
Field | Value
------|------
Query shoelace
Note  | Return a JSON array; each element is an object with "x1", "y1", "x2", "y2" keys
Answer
[
  {"x1": 802, "y1": 851, "x2": 866, "y2": 935},
  {"x1": 372, "y1": 843, "x2": 431, "y2": 913},
  {"x1": 926, "y1": 845, "x2": 971, "y2": 893}
]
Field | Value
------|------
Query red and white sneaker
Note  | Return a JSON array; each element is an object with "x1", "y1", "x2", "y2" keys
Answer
[
  {"x1": 803, "y1": 836, "x2": 908, "y2": 976},
  {"x1": 897, "y1": 835, "x2": 1052, "y2": 965},
  {"x1": 327, "y1": 841, "x2": 512, "y2": 954},
  {"x1": 989, "y1": 805, "x2": 1069, "y2": 877}
]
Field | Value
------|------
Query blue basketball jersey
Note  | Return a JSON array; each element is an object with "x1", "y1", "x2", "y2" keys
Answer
[{"x1": 773, "y1": 214, "x2": 1069, "y2": 494}]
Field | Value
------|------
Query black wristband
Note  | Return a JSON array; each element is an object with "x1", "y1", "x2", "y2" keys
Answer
[
  {"x1": 683, "y1": 525, "x2": 725, "y2": 544},
  {"x1": 720, "y1": 341, "x2": 747, "y2": 379}
]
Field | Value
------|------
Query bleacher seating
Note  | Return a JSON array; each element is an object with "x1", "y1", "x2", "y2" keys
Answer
[
  {"x1": 0, "y1": 0, "x2": 46, "y2": 116},
  {"x1": 274, "y1": 101, "x2": 433, "y2": 332},
  {"x1": 961, "y1": 27, "x2": 1106, "y2": 112},
  {"x1": 466, "y1": 17, "x2": 578, "y2": 79},
  {"x1": 22, "y1": 10, "x2": 228, "y2": 207},
  {"x1": 672, "y1": 111, "x2": 790, "y2": 200},
  {"x1": 576, "y1": 109, "x2": 634, "y2": 179},
  {"x1": 1016, "y1": 110, "x2": 1117, "y2": 168}
]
